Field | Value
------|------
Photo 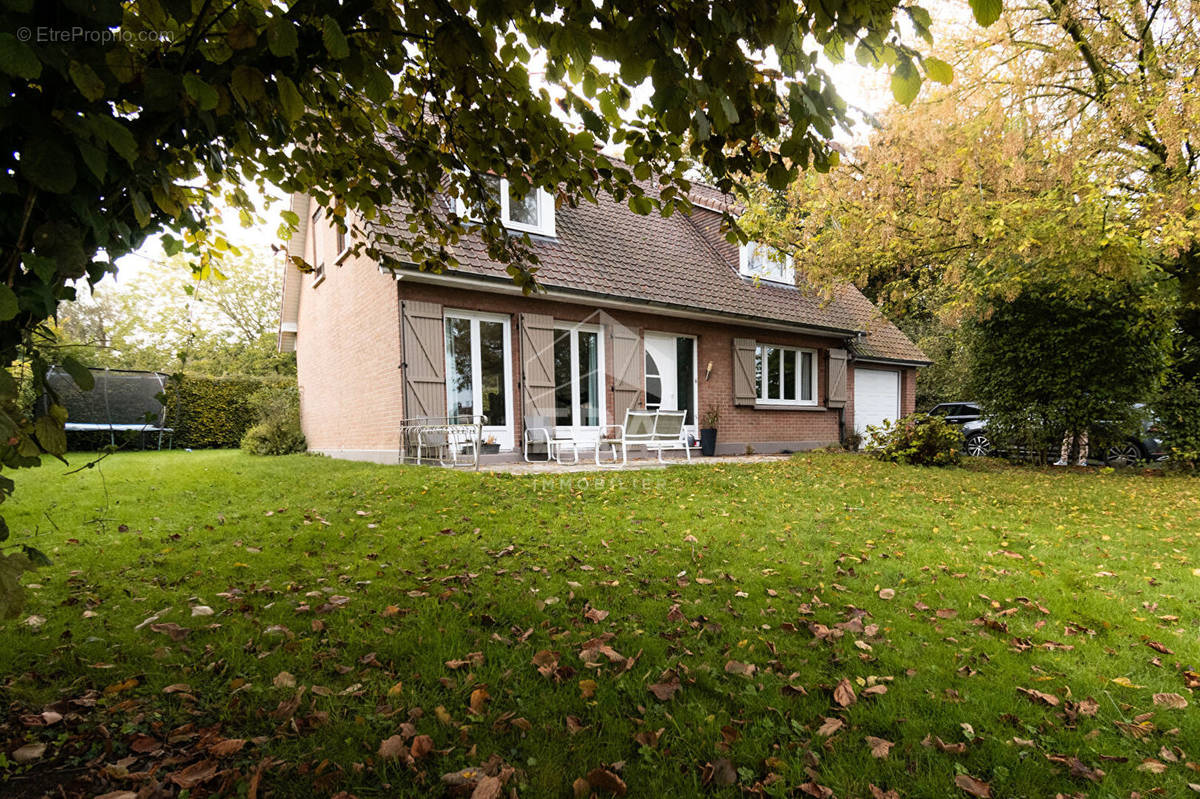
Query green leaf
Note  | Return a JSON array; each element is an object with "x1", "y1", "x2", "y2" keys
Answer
[
  {"x1": 34, "y1": 414, "x2": 67, "y2": 456},
  {"x1": 22, "y1": 137, "x2": 77, "y2": 193},
  {"x1": 91, "y1": 115, "x2": 138, "y2": 164},
  {"x1": 231, "y1": 65, "x2": 266, "y2": 103},
  {"x1": 69, "y1": 61, "x2": 106, "y2": 101},
  {"x1": 183, "y1": 74, "x2": 219, "y2": 110},
  {"x1": 277, "y1": 75, "x2": 304, "y2": 122},
  {"x1": 131, "y1": 190, "x2": 152, "y2": 227},
  {"x1": 968, "y1": 0, "x2": 1003, "y2": 26},
  {"x1": 692, "y1": 110, "x2": 710, "y2": 142},
  {"x1": 890, "y1": 60, "x2": 922, "y2": 106},
  {"x1": 61, "y1": 356, "x2": 95, "y2": 392},
  {"x1": 0, "y1": 285, "x2": 16, "y2": 321},
  {"x1": 323, "y1": 16, "x2": 350, "y2": 59},
  {"x1": 718, "y1": 95, "x2": 740, "y2": 126},
  {"x1": 162, "y1": 234, "x2": 184, "y2": 256},
  {"x1": 924, "y1": 57, "x2": 954, "y2": 84},
  {"x1": 0, "y1": 32, "x2": 41, "y2": 79},
  {"x1": 267, "y1": 17, "x2": 299, "y2": 57},
  {"x1": 628, "y1": 195, "x2": 652, "y2": 215},
  {"x1": 0, "y1": 551, "x2": 33, "y2": 619},
  {"x1": 77, "y1": 139, "x2": 107, "y2": 181}
]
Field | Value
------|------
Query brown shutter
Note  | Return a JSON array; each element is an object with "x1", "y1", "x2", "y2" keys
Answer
[
  {"x1": 520, "y1": 313, "x2": 556, "y2": 417},
  {"x1": 826, "y1": 348, "x2": 848, "y2": 408},
  {"x1": 732, "y1": 338, "x2": 757, "y2": 406},
  {"x1": 401, "y1": 300, "x2": 446, "y2": 419},
  {"x1": 610, "y1": 324, "x2": 642, "y2": 423}
]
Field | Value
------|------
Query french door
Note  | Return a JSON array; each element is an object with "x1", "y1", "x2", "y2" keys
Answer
[
  {"x1": 553, "y1": 323, "x2": 605, "y2": 439},
  {"x1": 444, "y1": 310, "x2": 514, "y2": 449}
]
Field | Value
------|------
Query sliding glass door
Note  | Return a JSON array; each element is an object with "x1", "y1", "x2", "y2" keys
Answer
[{"x1": 444, "y1": 311, "x2": 514, "y2": 448}]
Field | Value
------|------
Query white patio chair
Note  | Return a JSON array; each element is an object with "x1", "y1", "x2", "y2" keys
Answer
[
  {"x1": 646, "y1": 410, "x2": 691, "y2": 463},
  {"x1": 594, "y1": 409, "x2": 657, "y2": 467},
  {"x1": 523, "y1": 414, "x2": 581, "y2": 464}
]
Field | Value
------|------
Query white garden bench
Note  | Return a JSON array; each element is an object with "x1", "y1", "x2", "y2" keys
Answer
[{"x1": 595, "y1": 409, "x2": 692, "y2": 467}]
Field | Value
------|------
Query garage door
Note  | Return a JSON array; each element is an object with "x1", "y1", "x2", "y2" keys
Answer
[{"x1": 854, "y1": 368, "x2": 900, "y2": 436}]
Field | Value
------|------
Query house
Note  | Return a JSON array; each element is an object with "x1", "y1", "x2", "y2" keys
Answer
[{"x1": 278, "y1": 177, "x2": 928, "y2": 463}]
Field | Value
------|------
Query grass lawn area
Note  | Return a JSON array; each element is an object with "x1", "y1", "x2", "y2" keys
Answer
[{"x1": 1, "y1": 450, "x2": 1198, "y2": 798}]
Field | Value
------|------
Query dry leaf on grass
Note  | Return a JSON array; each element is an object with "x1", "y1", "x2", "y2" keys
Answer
[
  {"x1": 865, "y1": 736, "x2": 893, "y2": 758},
  {"x1": 410, "y1": 734, "x2": 434, "y2": 759},
  {"x1": 870, "y1": 785, "x2": 900, "y2": 799},
  {"x1": 579, "y1": 679, "x2": 598, "y2": 699},
  {"x1": 586, "y1": 766, "x2": 628, "y2": 796},
  {"x1": 954, "y1": 774, "x2": 992, "y2": 797},
  {"x1": 471, "y1": 775, "x2": 503, "y2": 799},
  {"x1": 1017, "y1": 686, "x2": 1060, "y2": 707},
  {"x1": 816, "y1": 717, "x2": 844, "y2": 736},
  {"x1": 724, "y1": 660, "x2": 756, "y2": 677},
  {"x1": 12, "y1": 742, "x2": 46, "y2": 763},
  {"x1": 584, "y1": 607, "x2": 610, "y2": 623},
  {"x1": 648, "y1": 674, "x2": 681, "y2": 701},
  {"x1": 378, "y1": 735, "x2": 408, "y2": 759},
  {"x1": 878, "y1": 588, "x2": 896, "y2": 600},
  {"x1": 272, "y1": 671, "x2": 296, "y2": 689},
  {"x1": 833, "y1": 678, "x2": 856, "y2": 708},
  {"x1": 469, "y1": 687, "x2": 489, "y2": 715},
  {"x1": 169, "y1": 759, "x2": 218, "y2": 790},
  {"x1": 1153, "y1": 692, "x2": 1188, "y2": 709}
]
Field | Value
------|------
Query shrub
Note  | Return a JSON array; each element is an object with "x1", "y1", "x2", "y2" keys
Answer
[
  {"x1": 240, "y1": 384, "x2": 306, "y2": 456},
  {"x1": 164, "y1": 374, "x2": 286, "y2": 448},
  {"x1": 1154, "y1": 376, "x2": 1200, "y2": 471},
  {"x1": 865, "y1": 413, "x2": 963, "y2": 466}
]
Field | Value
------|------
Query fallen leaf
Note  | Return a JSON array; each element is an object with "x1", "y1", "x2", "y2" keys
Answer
[
  {"x1": 833, "y1": 678, "x2": 857, "y2": 708},
  {"x1": 163, "y1": 683, "x2": 192, "y2": 694},
  {"x1": 12, "y1": 742, "x2": 46, "y2": 763},
  {"x1": 724, "y1": 660, "x2": 756, "y2": 677},
  {"x1": 209, "y1": 738, "x2": 246, "y2": 757},
  {"x1": 1017, "y1": 686, "x2": 1060, "y2": 707},
  {"x1": 1153, "y1": 692, "x2": 1188, "y2": 709},
  {"x1": 878, "y1": 588, "x2": 896, "y2": 600},
  {"x1": 191, "y1": 605, "x2": 214, "y2": 617},
  {"x1": 273, "y1": 671, "x2": 296, "y2": 689},
  {"x1": 816, "y1": 717, "x2": 844, "y2": 737},
  {"x1": 379, "y1": 735, "x2": 408, "y2": 759},
  {"x1": 410, "y1": 734, "x2": 434, "y2": 759},
  {"x1": 169, "y1": 759, "x2": 218, "y2": 789},
  {"x1": 954, "y1": 774, "x2": 992, "y2": 797},
  {"x1": 648, "y1": 674, "x2": 681, "y2": 701},
  {"x1": 572, "y1": 777, "x2": 591, "y2": 798},
  {"x1": 579, "y1": 679, "x2": 598, "y2": 699},
  {"x1": 471, "y1": 775, "x2": 503, "y2": 799},
  {"x1": 707, "y1": 758, "x2": 737, "y2": 786},
  {"x1": 469, "y1": 687, "x2": 489, "y2": 715},
  {"x1": 586, "y1": 766, "x2": 628, "y2": 796},
  {"x1": 584, "y1": 607, "x2": 610, "y2": 623},
  {"x1": 566, "y1": 715, "x2": 587, "y2": 735},
  {"x1": 869, "y1": 785, "x2": 900, "y2": 799},
  {"x1": 148, "y1": 622, "x2": 190, "y2": 641},
  {"x1": 1138, "y1": 759, "x2": 1167, "y2": 774},
  {"x1": 866, "y1": 736, "x2": 893, "y2": 758}
]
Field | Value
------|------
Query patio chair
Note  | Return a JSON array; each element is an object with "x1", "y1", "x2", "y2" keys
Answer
[
  {"x1": 523, "y1": 414, "x2": 581, "y2": 464},
  {"x1": 647, "y1": 410, "x2": 692, "y2": 463}
]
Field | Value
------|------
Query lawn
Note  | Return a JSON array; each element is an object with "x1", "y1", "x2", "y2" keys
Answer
[{"x1": 1, "y1": 450, "x2": 1197, "y2": 799}]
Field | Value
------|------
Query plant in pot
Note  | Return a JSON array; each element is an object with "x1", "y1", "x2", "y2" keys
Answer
[
  {"x1": 699, "y1": 407, "x2": 720, "y2": 456},
  {"x1": 481, "y1": 435, "x2": 500, "y2": 455}
]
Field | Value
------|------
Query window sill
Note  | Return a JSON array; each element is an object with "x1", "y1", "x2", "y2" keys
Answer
[
  {"x1": 754, "y1": 403, "x2": 826, "y2": 411},
  {"x1": 335, "y1": 248, "x2": 351, "y2": 265},
  {"x1": 312, "y1": 273, "x2": 326, "y2": 288}
]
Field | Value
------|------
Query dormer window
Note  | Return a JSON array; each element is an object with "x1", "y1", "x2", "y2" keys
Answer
[
  {"x1": 739, "y1": 242, "x2": 794, "y2": 285},
  {"x1": 459, "y1": 175, "x2": 556, "y2": 237}
]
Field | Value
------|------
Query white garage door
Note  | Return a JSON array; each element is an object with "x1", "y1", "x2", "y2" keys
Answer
[{"x1": 854, "y1": 368, "x2": 900, "y2": 436}]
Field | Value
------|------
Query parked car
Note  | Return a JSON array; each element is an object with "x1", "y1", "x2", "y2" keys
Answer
[
  {"x1": 961, "y1": 413, "x2": 1165, "y2": 466},
  {"x1": 927, "y1": 402, "x2": 983, "y2": 426}
]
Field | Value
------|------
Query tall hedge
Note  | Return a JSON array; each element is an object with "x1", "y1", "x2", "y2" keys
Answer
[{"x1": 165, "y1": 375, "x2": 292, "y2": 449}]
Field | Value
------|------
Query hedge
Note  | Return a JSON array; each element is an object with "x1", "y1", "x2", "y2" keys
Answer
[{"x1": 164, "y1": 374, "x2": 293, "y2": 449}]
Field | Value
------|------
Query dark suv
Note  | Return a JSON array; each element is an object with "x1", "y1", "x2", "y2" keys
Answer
[
  {"x1": 961, "y1": 413, "x2": 1165, "y2": 466},
  {"x1": 927, "y1": 402, "x2": 983, "y2": 426}
]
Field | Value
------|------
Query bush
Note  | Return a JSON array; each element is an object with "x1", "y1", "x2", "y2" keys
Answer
[
  {"x1": 164, "y1": 374, "x2": 286, "y2": 448},
  {"x1": 240, "y1": 383, "x2": 306, "y2": 456},
  {"x1": 1154, "y1": 376, "x2": 1200, "y2": 471},
  {"x1": 865, "y1": 413, "x2": 963, "y2": 466}
]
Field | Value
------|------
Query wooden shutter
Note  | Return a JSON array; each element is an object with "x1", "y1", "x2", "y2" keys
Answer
[
  {"x1": 401, "y1": 300, "x2": 446, "y2": 420},
  {"x1": 732, "y1": 338, "x2": 757, "y2": 406},
  {"x1": 826, "y1": 348, "x2": 848, "y2": 408},
  {"x1": 520, "y1": 313, "x2": 556, "y2": 418},
  {"x1": 610, "y1": 324, "x2": 642, "y2": 423}
]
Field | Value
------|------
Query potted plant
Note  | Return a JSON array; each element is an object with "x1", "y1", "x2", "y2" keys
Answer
[
  {"x1": 481, "y1": 435, "x2": 500, "y2": 455},
  {"x1": 699, "y1": 406, "x2": 720, "y2": 456}
]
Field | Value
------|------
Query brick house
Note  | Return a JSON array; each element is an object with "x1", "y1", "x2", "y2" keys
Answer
[{"x1": 278, "y1": 179, "x2": 927, "y2": 463}]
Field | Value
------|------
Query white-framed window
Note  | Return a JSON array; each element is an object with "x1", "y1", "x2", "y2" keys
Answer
[
  {"x1": 740, "y1": 242, "x2": 794, "y2": 285},
  {"x1": 457, "y1": 174, "x2": 556, "y2": 237},
  {"x1": 553, "y1": 322, "x2": 605, "y2": 429},
  {"x1": 334, "y1": 219, "x2": 349, "y2": 263},
  {"x1": 754, "y1": 345, "x2": 817, "y2": 405},
  {"x1": 444, "y1": 310, "x2": 514, "y2": 445}
]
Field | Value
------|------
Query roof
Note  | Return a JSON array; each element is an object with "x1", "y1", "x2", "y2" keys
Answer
[{"x1": 365, "y1": 184, "x2": 928, "y2": 364}]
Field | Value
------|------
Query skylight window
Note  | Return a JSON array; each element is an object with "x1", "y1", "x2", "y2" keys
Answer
[{"x1": 739, "y1": 242, "x2": 794, "y2": 285}]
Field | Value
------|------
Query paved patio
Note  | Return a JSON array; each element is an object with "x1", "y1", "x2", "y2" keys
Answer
[{"x1": 477, "y1": 452, "x2": 793, "y2": 474}]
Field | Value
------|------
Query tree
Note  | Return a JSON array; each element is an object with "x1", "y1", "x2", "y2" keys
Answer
[
  {"x1": 53, "y1": 249, "x2": 294, "y2": 377},
  {"x1": 1, "y1": 0, "x2": 981, "y2": 614},
  {"x1": 964, "y1": 280, "x2": 1171, "y2": 462}
]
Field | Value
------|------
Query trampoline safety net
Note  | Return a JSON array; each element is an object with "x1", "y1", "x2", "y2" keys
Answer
[{"x1": 42, "y1": 366, "x2": 173, "y2": 448}]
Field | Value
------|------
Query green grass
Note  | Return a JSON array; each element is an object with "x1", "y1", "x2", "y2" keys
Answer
[{"x1": 1, "y1": 450, "x2": 1198, "y2": 798}]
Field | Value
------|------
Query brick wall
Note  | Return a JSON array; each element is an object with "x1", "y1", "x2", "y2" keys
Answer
[
  {"x1": 293, "y1": 199, "x2": 405, "y2": 461},
  {"x1": 397, "y1": 280, "x2": 909, "y2": 454}
]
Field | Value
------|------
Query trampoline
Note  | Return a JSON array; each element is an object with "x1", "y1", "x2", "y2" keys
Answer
[{"x1": 41, "y1": 366, "x2": 174, "y2": 449}]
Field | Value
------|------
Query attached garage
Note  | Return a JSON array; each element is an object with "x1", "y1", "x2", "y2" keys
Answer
[{"x1": 853, "y1": 367, "x2": 901, "y2": 435}]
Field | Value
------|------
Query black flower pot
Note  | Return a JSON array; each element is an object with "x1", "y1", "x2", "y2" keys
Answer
[
  {"x1": 481, "y1": 443, "x2": 500, "y2": 454},
  {"x1": 700, "y1": 428, "x2": 717, "y2": 456}
]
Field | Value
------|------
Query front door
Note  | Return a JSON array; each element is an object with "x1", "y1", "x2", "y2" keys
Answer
[{"x1": 644, "y1": 333, "x2": 697, "y2": 433}]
